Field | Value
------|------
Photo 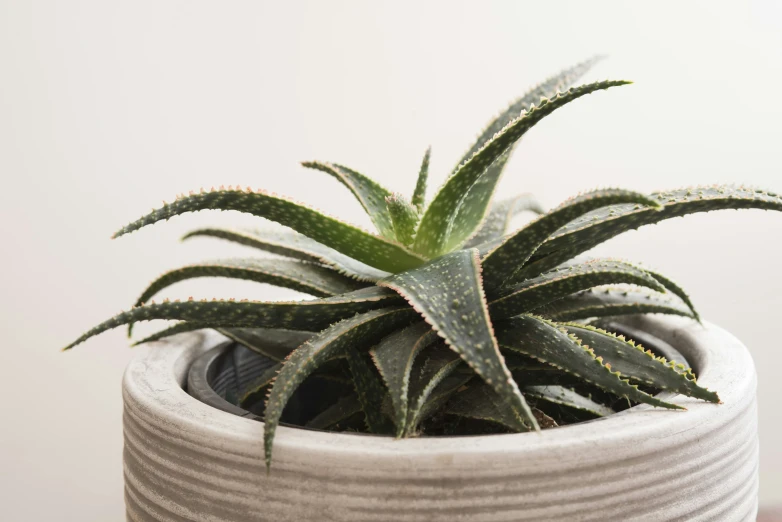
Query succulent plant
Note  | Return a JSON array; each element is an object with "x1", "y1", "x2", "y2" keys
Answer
[{"x1": 64, "y1": 57, "x2": 782, "y2": 470}]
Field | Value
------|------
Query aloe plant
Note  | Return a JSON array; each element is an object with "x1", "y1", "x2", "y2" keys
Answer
[{"x1": 64, "y1": 57, "x2": 782, "y2": 470}]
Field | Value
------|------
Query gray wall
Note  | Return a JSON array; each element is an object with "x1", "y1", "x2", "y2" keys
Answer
[{"x1": 2, "y1": 1, "x2": 780, "y2": 519}]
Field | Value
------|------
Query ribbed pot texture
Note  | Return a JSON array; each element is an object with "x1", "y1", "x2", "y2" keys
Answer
[{"x1": 122, "y1": 316, "x2": 759, "y2": 522}]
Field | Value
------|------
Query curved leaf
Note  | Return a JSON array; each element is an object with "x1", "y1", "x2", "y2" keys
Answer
[
  {"x1": 488, "y1": 259, "x2": 666, "y2": 320},
  {"x1": 217, "y1": 327, "x2": 314, "y2": 362},
  {"x1": 305, "y1": 395, "x2": 363, "y2": 430},
  {"x1": 63, "y1": 286, "x2": 401, "y2": 350},
  {"x1": 414, "y1": 80, "x2": 631, "y2": 258},
  {"x1": 454, "y1": 56, "x2": 605, "y2": 170},
  {"x1": 369, "y1": 322, "x2": 438, "y2": 436},
  {"x1": 130, "y1": 321, "x2": 208, "y2": 346},
  {"x1": 445, "y1": 384, "x2": 530, "y2": 431},
  {"x1": 134, "y1": 258, "x2": 362, "y2": 308},
  {"x1": 301, "y1": 161, "x2": 395, "y2": 237},
  {"x1": 264, "y1": 306, "x2": 417, "y2": 468},
  {"x1": 380, "y1": 249, "x2": 538, "y2": 430},
  {"x1": 405, "y1": 345, "x2": 468, "y2": 435},
  {"x1": 524, "y1": 385, "x2": 615, "y2": 417},
  {"x1": 345, "y1": 346, "x2": 393, "y2": 434},
  {"x1": 412, "y1": 147, "x2": 431, "y2": 212},
  {"x1": 239, "y1": 362, "x2": 283, "y2": 408},
  {"x1": 496, "y1": 315, "x2": 683, "y2": 410},
  {"x1": 642, "y1": 268, "x2": 700, "y2": 321},
  {"x1": 113, "y1": 188, "x2": 425, "y2": 273},
  {"x1": 524, "y1": 186, "x2": 782, "y2": 277},
  {"x1": 540, "y1": 287, "x2": 694, "y2": 322},
  {"x1": 482, "y1": 189, "x2": 661, "y2": 290},
  {"x1": 464, "y1": 193, "x2": 545, "y2": 248},
  {"x1": 182, "y1": 227, "x2": 388, "y2": 282},
  {"x1": 561, "y1": 323, "x2": 719, "y2": 402}
]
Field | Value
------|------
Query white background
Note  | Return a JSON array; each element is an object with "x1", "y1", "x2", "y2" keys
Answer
[{"x1": 2, "y1": 1, "x2": 781, "y2": 519}]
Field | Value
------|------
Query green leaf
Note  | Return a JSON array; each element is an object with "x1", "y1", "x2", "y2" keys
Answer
[
  {"x1": 239, "y1": 362, "x2": 283, "y2": 408},
  {"x1": 414, "y1": 80, "x2": 631, "y2": 258},
  {"x1": 540, "y1": 287, "x2": 695, "y2": 322},
  {"x1": 182, "y1": 227, "x2": 388, "y2": 282},
  {"x1": 482, "y1": 189, "x2": 661, "y2": 290},
  {"x1": 496, "y1": 315, "x2": 683, "y2": 410},
  {"x1": 305, "y1": 395, "x2": 363, "y2": 430},
  {"x1": 379, "y1": 248, "x2": 538, "y2": 430},
  {"x1": 368, "y1": 322, "x2": 438, "y2": 436},
  {"x1": 412, "y1": 147, "x2": 431, "y2": 212},
  {"x1": 524, "y1": 385, "x2": 615, "y2": 417},
  {"x1": 385, "y1": 193, "x2": 420, "y2": 245},
  {"x1": 133, "y1": 258, "x2": 363, "y2": 308},
  {"x1": 63, "y1": 286, "x2": 401, "y2": 350},
  {"x1": 300, "y1": 161, "x2": 395, "y2": 237},
  {"x1": 464, "y1": 194, "x2": 545, "y2": 248},
  {"x1": 405, "y1": 345, "x2": 468, "y2": 435},
  {"x1": 488, "y1": 259, "x2": 667, "y2": 320},
  {"x1": 345, "y1": 345, "x2": 393, "y2": 434},
  {"x1": 113, "y1": 188, "x2": 425, "y2": 273},
  {"x1": 561, "y1": 323, "x2": 719, "y2": 402},
  {"x1": 524, "y1": 186, "x2": 782, "y2": 277},
  {"x1": 454, "y1": 56, "x2": 605, "y2": 170},
  {"x1": 216, "y1": 327, "x2": 314, "y2": 362},
  {"x1": 263, "y1": 306, "x2": 417, "y2": 468},
  {"x1": 130, "y1": 321, "x2": 208, "y2": 346},
  {"x1": 642, "y1": 268, "x2": 700, "y2": 321},
  {"x1": 445, "y1": 384, "x2": 530, "y2": 431}
]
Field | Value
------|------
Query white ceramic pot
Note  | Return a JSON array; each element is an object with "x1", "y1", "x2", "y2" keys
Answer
[{"x1": 122, "y1": 316, "x2": 758, "y2": 521}]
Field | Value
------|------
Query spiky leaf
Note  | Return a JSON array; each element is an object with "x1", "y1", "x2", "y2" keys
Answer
[
  {"x1": 182, "y1": 227, "x2": 388, "y2": 282},
  {"x1": 414, "y1": 80, "x2": 631, "y2": 258},
  {"x1": 263, "y1": 307, "x2": 417, "y2": 468},
  {"x1": 445, "y1": 384, "x2": 530, "y2": 431},
  {"x1": 562, "y1": 323, "x2": 719, "y2": 402},
  {"x1": 454, "y1": 56, "x2": 605, "y2": 169},
  {"x1": 524, "y1": 186, "x2": 782, "y2": 277},
  {"x1": 385, "y1": 193, "x2": 419, "y2": 245},
  {"x1": 345, "y1": 346, "x2": 393, "y2": 433},
  {"x1": 239, "y1": 362, "x2": 283, "y2": 408},
  {"x1": 496, "y1": 315, "x2": 682, "y2": 410},
  {"x1": 217, "y1": 327, "x2": 314, "y2": 361},
  {"x1": 641, "y1": 268, "x2": 700, "y2": 321},
  {"x1": 488, "y1": 259, "x2": 666, "y2": 320},
  {"x1": 368, "y1": 322, "x2": 437, "y2": 436},
  {"x1": 405, "y1": 345, "x2": 468, "y2": 435},
  {"x1": 464, "y1": 194, "x2": 545, "y2": 248},
  {"x1": 380, "y1": 249, "x2": 538, "y2": 430},
  {"x1": 63, "y1": 286, "x2": 401, "y2": 350},
  {"x1": 540, "y1": 287, "x2": 694, "y2": 322},
  {"x1": 113, "y1": 189, "x2": 425, "y2": 273},
  {"x1": 524, "y1": 385, "x2": 615, "y2": 417},
  {"x1": 301, "y1": 161, "x2": 395, "y2": 237},
  {"x1": 131, "y1": 321, "x2": 208, "y2": 346},
  {"x1": 411, "y1": 147, "x2": 431, "y2": 212},
  {"x1": 305, "y1": 395, "x2": 363, "y2": 430},
  {"x1": 133, "y1": 258, "x2": 362, "y2": 309},
  {"x1": 482, "y1": 189, "x2": 661, "y2": 290}
]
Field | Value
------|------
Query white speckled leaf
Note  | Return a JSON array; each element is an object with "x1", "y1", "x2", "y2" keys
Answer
[
  {"x1": 463, "y1": 194, "x2": 544, "y2": 248},
  {"x1": 380, "y1": 248, "x2": 538, "y2": 430},
  {"x1": 263, "y1": 306, "x2": 417, "y2": 467},
  {"x1": 561, "y1": 323, "x2": 719, "y2": 402},
  {"x1": 481, "y1": 189, "x2": 660, "y2": 290},
  {"x1": 414, "y1": 80, "x2": 631, "y2": 258},
  {"x1": 496, "y1": 315, "x2": 682, "y2": 410},
  {"x1": 540, "y1": 287, "x2": 694, "y2": 322},
  {"x1": 523, "y1": 385, "x2": 615, "y2": 417},
  {"x1": 488, "y1": 259, "x2": 666, "y2": 320},
  {"x1": 182, "y1": 227, "x2": 389, "y2": 282},
  {"x1": 369, "y1": 322, "x2": 437, "y2": 436},
  {"x1": 301, "y1": 161, "x2": 396, "y2": 238},
  {"x1": 113, "y1": 189, "x2": 425, "y2": 273}
]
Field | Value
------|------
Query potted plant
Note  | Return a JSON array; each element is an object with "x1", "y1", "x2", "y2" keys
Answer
[{"x1": 65, "y1": 57, "x2": 776, "y2": 521}]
